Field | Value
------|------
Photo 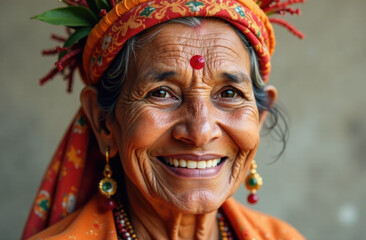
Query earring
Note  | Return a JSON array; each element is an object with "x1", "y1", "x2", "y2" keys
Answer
[
  {"x1": 245, "y1": 160, "x2": 263, "y2": 204},
  {"x1": 99, "y1": 146, "x2": 117, "y2": 210}
]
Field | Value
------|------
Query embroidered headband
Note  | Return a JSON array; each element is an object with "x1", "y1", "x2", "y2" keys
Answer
[{"x1": 35, "y1": 0, "x2": 304, "y2": 92}]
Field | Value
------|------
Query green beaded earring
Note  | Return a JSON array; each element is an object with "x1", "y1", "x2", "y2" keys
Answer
[
  {"x1": 99, "y1": 146, "x2": 117, "y2": 209},
  {"x1": 245, "y1": 160, "x2": 263, "y2": 204}
]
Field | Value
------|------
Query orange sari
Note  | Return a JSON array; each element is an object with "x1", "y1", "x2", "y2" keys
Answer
[{"x1": 29, "y1": 194, "x2": 305, "y2": 240}]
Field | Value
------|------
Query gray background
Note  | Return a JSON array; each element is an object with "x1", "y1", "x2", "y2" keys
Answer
[{"x1": 1, "y1": 0, "x2": 365, "y2": 239}]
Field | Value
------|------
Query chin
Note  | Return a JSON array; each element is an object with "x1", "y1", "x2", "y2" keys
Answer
[{"x1": 159, "y1": 190, "x2": 228, "y2": 214}]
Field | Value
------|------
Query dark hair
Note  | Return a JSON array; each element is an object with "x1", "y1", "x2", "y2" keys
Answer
[{"x1": 95, "y1": 17, "x2": 288, "y2": 158}]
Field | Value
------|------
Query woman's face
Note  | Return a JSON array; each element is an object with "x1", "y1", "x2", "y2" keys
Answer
[{"x1": 109, "y1": 19, "x2": 260, "y2": 213}]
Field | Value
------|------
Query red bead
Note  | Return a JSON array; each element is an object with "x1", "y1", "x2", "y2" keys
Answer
[
  {"x1": 247, "y1": 193, "x2": 258, "y2": 204},
  {"x1": 190, "y1": 55, "x2": 205, "y2": 70},
  {"x1": 104, "y1": 198, "x2": 116, "y2": 210}
]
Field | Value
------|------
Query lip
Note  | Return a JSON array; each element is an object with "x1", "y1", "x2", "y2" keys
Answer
[{"x1": 156, "y1": 156, "x2": 227, "y2": 178}]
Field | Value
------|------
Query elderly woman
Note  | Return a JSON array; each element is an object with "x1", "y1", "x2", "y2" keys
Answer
[{"x1": 22, "y1": 0, "x2": 306, "y2": 239}]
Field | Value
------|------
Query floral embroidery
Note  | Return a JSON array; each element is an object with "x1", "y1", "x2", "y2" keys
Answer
[
  {"x1": 185, "y1": 0, "x2": 204, "y2": 12},
  {"x1": 61, "y1": 187, "x2": 77, "y2": 217},
  {"x1": 234, "y1": 6, "x2": 245, "y2": 17},
  {"x1": 73, "y1": 115, "x2": 87, "y2": 133},
  {"x1": 61, "y1": 193, "x2": 76, "y2": 216},
  {"x1": 140, "y1": 6, "x2": 156, "y2": 17},
  {"x1": 34, "y1": 190, "x2": 51, "y2": 220},
  {"x1": 97, "y1": 54, "x2": 103, "y2": 66},
  {"x1": 102, "y1": 36, "x2": 112, "y2": 50},
  {"x1": 67, "y1": 146, "x2": 83, "y2": 169}
]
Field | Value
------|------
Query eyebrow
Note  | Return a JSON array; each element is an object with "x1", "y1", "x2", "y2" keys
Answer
[
  {"x1": 142, "y1": 70, "x2": 251, "y2": 84},
  {"x1": 144, "y1": 70, "x2": 177, "y2": 82},
  {"x1": 221, "y1": 72, "x2": 251, "y2": 84}
]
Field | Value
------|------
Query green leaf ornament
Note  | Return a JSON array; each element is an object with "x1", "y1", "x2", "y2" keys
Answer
[
  {"x1": 32, "y1": 6, "x2": 98, "y2": 27},
  {"x1": 64, "y1": 27, "x2": 92, "y2": 47},
  {"x1": 58, "y1": 27, "x2": 92, "y2": 60}
]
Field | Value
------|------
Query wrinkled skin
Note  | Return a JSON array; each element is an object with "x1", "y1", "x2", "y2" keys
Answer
[{"x1": 82, "y1": 19, "x2": 277, "y2": 240}]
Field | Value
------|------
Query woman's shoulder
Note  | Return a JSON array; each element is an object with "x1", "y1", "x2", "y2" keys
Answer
[
  {"x1": 27, "y1": 195, "x2": 117, "y2": 240},
  {"x1": 222, "y1": 197, "x2": 306, "y2": 240}
]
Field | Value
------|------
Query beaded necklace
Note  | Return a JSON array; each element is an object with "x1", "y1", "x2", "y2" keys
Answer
[{"x1": 113, "y1": 198, "x2": 236, "y2": 240}]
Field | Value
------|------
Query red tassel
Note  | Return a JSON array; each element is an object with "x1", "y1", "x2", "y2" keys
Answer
[
  {"x1": 54, "y1": 49, "x2": 81, "y2": 71},
  {"x1": 51, "y1": 34, "x2": 67, "y2": 42},
  {"x1": 39, "y1": 30, "x2": 83, "y2": 92},
  {"x1": 268, "y1": 7, "x2": 301, "y2": 16},
  {"x1": 43, "y1": 46, "x2": 71, "y2": 56},
  {"x1": 264, "y1": 0, "x2": 305, "y2": 12},
  {"x1": 42, "y1": 47, "x2": 60, "y2": 56},
  {"x1": 57, "y1": 47, "x2": 71, "y2": 53},
  {"x1": 39, "y1": 68, "x2": 59, "y2": 86},
  {"x1": 62, "y1": 0, "x2": 87, "y2": 6},
  {"x1": 64, "y1": 60, "x2": 77, "y2": 92},
  {"x1": 62, "y1": 0, "x2": 78, "y2": 6},
  {"x1": 269, "y1": 18, "x2": 304, "y2": 39}
]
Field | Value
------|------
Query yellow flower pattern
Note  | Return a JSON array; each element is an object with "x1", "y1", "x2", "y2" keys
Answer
[{"x1": 67, "y1": 146, "x2": 83, "y2": 169}]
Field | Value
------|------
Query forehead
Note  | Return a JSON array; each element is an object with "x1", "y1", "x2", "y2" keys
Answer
[{"x1": 131, "y1": 19, "x2": 251, "y2": 83}]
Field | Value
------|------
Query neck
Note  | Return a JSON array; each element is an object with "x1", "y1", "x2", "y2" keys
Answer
[{"x1": 124, "y1": 178, "x2": 219, "y2": 240}]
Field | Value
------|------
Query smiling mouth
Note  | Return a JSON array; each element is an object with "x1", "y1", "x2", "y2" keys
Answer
[{"x1": 157, "y1": 157, "x2": 226, "y2": 169}]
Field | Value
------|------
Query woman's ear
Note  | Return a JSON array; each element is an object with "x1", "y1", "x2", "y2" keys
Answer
[
  {"x1": 258, "y1": 85, "x2": 278, "y2": 129},
  {"x1": 80, "y1": 86, "x2": 118, "y2": 157}
]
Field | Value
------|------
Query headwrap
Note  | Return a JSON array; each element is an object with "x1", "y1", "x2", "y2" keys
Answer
[{"x1": 22, "y1": 0, "x2": 304, "y2": 239}]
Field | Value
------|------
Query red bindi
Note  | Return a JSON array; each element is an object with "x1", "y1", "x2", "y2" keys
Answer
[{"x1": 190, "y1": 55, "x2": 205, "y2": 70}]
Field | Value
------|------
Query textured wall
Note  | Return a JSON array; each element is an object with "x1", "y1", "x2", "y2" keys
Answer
[{"x1": 1, "y1": 0, "x2": 365, "y2": 239}]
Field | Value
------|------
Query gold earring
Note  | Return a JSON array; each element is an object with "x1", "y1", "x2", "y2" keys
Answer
[
  {"x1": 99, "y1": 146, "x2": 117, "y2": 209},
  {"x1": 245, "y1": 160, "x2": 263, "y2": 204}
]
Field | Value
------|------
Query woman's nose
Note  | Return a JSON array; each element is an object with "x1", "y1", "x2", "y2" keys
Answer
[{"x1": 172, "y1": 100, "x2": 222, "y2": 147}]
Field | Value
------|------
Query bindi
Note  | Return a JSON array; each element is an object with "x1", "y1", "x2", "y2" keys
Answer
[{"x1": 190, "y1": 55, "x2": 205, "y2": 70}]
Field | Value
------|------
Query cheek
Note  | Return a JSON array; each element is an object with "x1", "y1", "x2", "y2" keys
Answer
[
  {"x1": 116, "y1": 105, "x2": 174, "y2": 155},
  {"x1": 112, "y1": 105, "x2": 176, "y2": 192},
  {"x1": 222, "y1": 105, "x2": 260, "y2": 151}
]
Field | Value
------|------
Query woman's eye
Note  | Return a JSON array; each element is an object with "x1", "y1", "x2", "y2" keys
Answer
[
  {"x1": 150, "y1": 89, "x2": 173, "y2": 98},
  {"x1": 219, "y1": 88, "x2": 241, "y2": 98}
]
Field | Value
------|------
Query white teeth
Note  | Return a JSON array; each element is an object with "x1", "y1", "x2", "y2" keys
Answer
[
  {"x1": 197, "y1": 161, "x2": 206, "y2": 169},
  {"x1": 187, "y1": 160, "x2": 197, "y2": 169},
  {"x1": 163, "y1": 158, "x2": 223, "y2": 169},
  {"x1": 206, "y1": 160, "x2": 212, "y2": 168},
  {"x1": 173, "y1": 159, "x2": 179, "y2": 167},
  {"x1": 179, "y1": 159, "x2": 187, "y2": 167}
]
